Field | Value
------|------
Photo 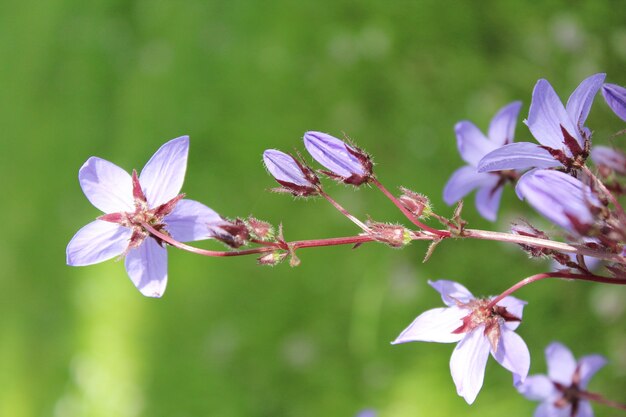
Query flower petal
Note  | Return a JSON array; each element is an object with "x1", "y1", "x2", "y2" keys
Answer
[
  {"x1": 263, "y1": 149, "x2": 315, "y2": 187},
  {"x1": 124, "y1": 238, "x2": 168, "y2": 298},
  {"x1": 392, "y1": 307, "x2": 466, "y2": 344},
  {"x1": 496, "y1": 295, "x2": 527, "y2": 331},
  {"x1": 575, "y1": 400, "x2": 594, "y2": 417},
  {"x1": 527, "y1": 79, "x2": 583, "y2": 149},
  {"x1": 533, "y1": 402, "x2": 570, "y2": 417},
  {"x1": 455, "y1": 121, "x2": 497, "y2": 166},
  {"x1": 516, "y1": 375, "x2": 558, "y2": 401},
  {"x1": 450, "y1": 327, "x2": 491, "y2": 404},
  {"x1": 545, "y1": 342, "x2": 577, "y2": 385},
  {"x1": 139, "y1": 136, "x2": 189, "y2": 207},
  {"x1": 578, "y1": 354, "x2": 607, "y2": 389},
  {"x1": 591, "y1": 146, "x2": 626, "y2": 175},
  {"x1": 602, "y1": 83, "x2": 626, "y2": 122},
  {"x1": 475, "y1": 176, "x2": 503, "y2": 222},
  {"x1": 66, "y1": 220, "x2": 132, "y2": 266},
  {"x1": 488, "y1": 101, "x2": 522, "y2": 146},
  {"x1": 79, "y1": 157, "x2": 134, "y2": 213},
  {"x1": 428, "y1": 280, "x2": 474, "y2": 306},
  {"x1": 443, "y1": 166, "x2": 493, "y2": 205},
  {"x1": 164, "y1": 199, "x2": 223, "y2": 242},
  {"x1": 303, "y1": 131, "x2": 365, "y2": 177},
  {"x1": 491, "y1": 328, "x2": 530, "y2": 382},
  {"x1": 478, "y1": 142, "x2": 561, "y2": 172},
  {"x1": 565, "y1": 73, "x2": 605, "y2": 134}
]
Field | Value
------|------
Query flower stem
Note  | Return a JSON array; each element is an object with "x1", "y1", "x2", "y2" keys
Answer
[
  {"x1": 486, "y1": 271, "x2": 626, "y2": 310},
  {"x1": 318, "y1": 190, "x2": 371, "y2": 232},
  {"x1": 579, "y1": 390, "x2": 626, "y2": 411},
  {"x1": 369, "y1": 177, "x2": 448, "y2": 237}
]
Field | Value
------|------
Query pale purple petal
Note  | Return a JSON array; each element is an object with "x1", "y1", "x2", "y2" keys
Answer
[
  {"x1": 533, "y1": 402, "x2": 569, "y2": 417},
  {"x1": 450, "y1": 327, "x2": 491, "y2": 404},
  {"x1": 545, "y1": 342, "x2": 577, "y2": 385},
  {"x1": 428, "y1": 279, "x2": 474, "y2": 306},
  {"x1": 601, "y1": 83, "x2": 626, "y2": 122},
  {"x1": 124, "y1": 238, "x2": 168, "y2": 298},
  {"x1": 139, "y1": 136, "x2": 189, "y2": 207},
  {"x1": 578, "y1": 354, "x2": 607, "y2": 389},
  {"x1": 478, "y1": 142, "x2": 561, "y2": 172},
  {"x1": 495, "y1": 295, "x2": 527, "y2": 330},
  {"x1": 565, "y1": 73, "x2": 605, "y2": 133},
  {"x1": 455, "y1": 121, "x2": 498, "y2": 166},
  {"x1": 575, "y1": 400, "x2": 594, "y2": 417},
  {"x1": 591, "y1": 146, "x2": 626, "y2": 175},
  {"x1": 66, "y1": 220, "x2": 132, "y2": 266},
  {"x1": 475, "y1": 175, "x2": 503, "y2": 221},
  {"x1": 392, "y1": 307, "x2": 466, "y2": 344},
  {"x1": 164, "y1": 199, "x2": 223, "y2": 242},
  {"x1": 263, "y1": 149, "x2": 313, "y2": 187},
  {"x1": 303, "y1": 131, "x2": 365, "y2": 177},
  {"x1": 79, "y1": 157, "x2": 134, "y2": 213},
  {"x1": 488, "y1": 101, "x2": 522, "y2": 146},
  {"x1": 443, "y1": 166, "x2": 494, "y2": 205},
  {"x1": 491, "y1": 328, "x2": 530, "y2": 382},
  {"x1": 355, "y1": 410, "x2": 376, "y2": 417},
  {"x1": 517, "y1": 375, "x2": 558, "y2": 401},
  {"x1": 527, "y1": 79, "x2": 583, "y2": 149}
]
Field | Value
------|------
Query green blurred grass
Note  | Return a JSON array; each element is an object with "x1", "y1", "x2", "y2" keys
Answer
[{"x1": 1, "y1": 1, "x2": 625, "y2": 416}]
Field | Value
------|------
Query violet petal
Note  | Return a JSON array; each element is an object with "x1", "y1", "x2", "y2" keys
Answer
[
  {"x1": 496, "y1": 295, "x2": 527, "y2": 331},
  {"x1": 527, "y1": 79, "x2": 583, "y2": 149},
  {"x1": 578, "y1": 354, "x2": 607, "y2": 389},
  {"x1": 478, "y1": 142, "x2": 561, "y2": 172},
  {"x1": 491, "y1": 328, "x2": 530, "y2": 383},
  {"x1": 66, "y1": 220, "x2": 132, "y2": 266},
  {"x1": 475, "y1": 176, "x2": 503, "y2": 221},
  {"x1": 164, "y1": 199, "x2": 223, "y2": 242},
  {"x1": 124, "y1": 237, "x2": 168, "y2": 298},
  {"x1": 545, "y1": 342, "x2": 577, "y2": 386},
  {"x1": 516, "y1": 375, "x2": 557, "y2": 401},
  {"x1": 263, "y1": 149, "x2": 313, "y2": 187},
  {"x1": 139, "y1": 136, "x2": 189, "y2": 207},
  {"x1": 601, "y1": 83, "x2": 626, "y2": 122},
  {"x1": 449, "y1": 327, "x2": 491, "y2": 404},
  {"x1": 443, "y1": 166, "x2": 493, "y2": 205},
  {"x1": 576, "y1": 400, "x2": 594, "y2": 417},
  {"x1": 428, "y1": 279, "x2": 474, "y2": 306},
  {"x1": 455, "y1": 121, "x2": 498, "y2": 166},
  {"x1": 488, "y1": 101, "x2": 522, "y2": 146},
  {"x1": 79, "y1": 157, "x2": 134, "y2": 213},
  {"x1": 591, "y1": 145, "x2": 626, "y2": 175},
  {"x1": 534, "y1": 402, "x2": 569, "y2": 417},
  {"x1": 392, "y1": 307, "x2": 466, "y2": 344},
  {"x1": 565, "y1": 73, "x2": 605, "y2": 134},
  {"x1": 303, "y1": 131, "x2": 365, "y2": 177}
]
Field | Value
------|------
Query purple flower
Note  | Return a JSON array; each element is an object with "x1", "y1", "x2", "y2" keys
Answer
[
  {"x1": 479, "y1": 74, "x2": 606, "y2": 172},
  {"x1": 443, "y1": 101, "x2": 522, "y2": 221},
  {"x1": 392, "y1": 280, "x2": 530, "y2": 404},
  {"x1": 591, "y1": 145, "x2": 626, "y2": 175},
  {"x1": 263, "y1": 149, "x2": 320, "y2": 196},
  {"x1": 515, "y1": 169, "x2": 603, "y2": 236},
  {"x1": 66, "y1": 136, "x2": 222, "y2": 298},
  {"x1": 601, "y1": 83, "x2": 626, "y2": 122},
  {"x1": 303, "y1": 131, "x2": 372, "y2": 185},
  {"x1": 517, "y1": 342, "x2": 607, "y2": 417}
]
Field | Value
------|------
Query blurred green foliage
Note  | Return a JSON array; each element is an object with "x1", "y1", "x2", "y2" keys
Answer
[{"x1": 1, "y1": 0, "x2": 625, "y2": 416}]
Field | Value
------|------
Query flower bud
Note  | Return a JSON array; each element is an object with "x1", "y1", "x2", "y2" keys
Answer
[
  {"x1": 511, "y1": 221, "x2": 553, "y2": 258},
  {"x1": 303, "y1": 131, "x2": 372, "y2": 185},
  {"x1": 602, "y1": 83, "x2": 626, "y2": 122},
  {"x1": 366, "y1": 221, "x2": 412, "y2": 248},
  {"x1": 398, "y1": 187, "x2": 432, "y2": 218},
  {"x1": 257, "y1": 251, "x2": 288, "y2": 266},
  {"x1": 244, "y1": 216, "x2": 275, "y2": 241},
  {"x1": 591, "y1": 146, "x2": 626, "y2": 176},
  {"x1": 263, "y1": 149, "x2": 320, "y2": 196},
  {"x1": 209, "y1": 219, "x2": 250, "y2": 248}
]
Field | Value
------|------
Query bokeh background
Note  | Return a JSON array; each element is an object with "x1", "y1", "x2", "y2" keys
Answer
[{"x1": 1, "y1": 1, "x2": 626, "y2": 416}]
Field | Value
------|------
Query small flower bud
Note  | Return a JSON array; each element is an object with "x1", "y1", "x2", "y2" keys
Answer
[
  {"x1": 263, "y1": 149, "x2": 320, "y2": 196},
  {"x1": 511, "y1": 221, "x2": 554, "y2": 258},
  {"x1": 303, "y1": 131, "x2": 373, "y2": 185},
  {"x1": 257, "y1": 251, "x2": 288, "y2": 266},
  {"x1": 244, "y1": 216, "x2": 275, "y2": 241},
  {"x1": 591, "y1": 146, "x2": 626, "y2": 176},
  {"x1": 210, "y1": 219, "x2": 250, "y2": 248},
  {"x1": 399, "y1": 187, "x2": 432, "y2": 218},
  {"x1": 367, "y1": 221, "x2": 412, "y2": 248},
  {"x1": 602, "y1": 83, "x2": 626, "y2": 122}
]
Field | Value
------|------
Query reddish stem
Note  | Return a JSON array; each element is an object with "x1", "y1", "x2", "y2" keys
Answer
[
  {"x1": 486, "y1": 271, "x2": 626, "y2": 310},
  {"x1": 319, "y1": 190, "x2": 370, "y2": 231},
  {"x1": 370, "y1": 177, "x2": 448, "y2": 237},
  {"x1": 580, "y1": 390, "x2": 626, "y2": 410}
]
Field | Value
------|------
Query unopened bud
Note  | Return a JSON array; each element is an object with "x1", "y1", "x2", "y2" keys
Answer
[
  {"x1": 257, "y1": 251, "x2": 288, "y2": 266},
  {"x1": 263, "y1": 149, "x2": 320, "y2": 196},
  {"x1": 602, "y1": 83, "x2": 626, "y2": 122},
  {"x1": 245, "y1": 217, "x2": 275, "y2": 241},
  {"x1": 511, "y1": 220, "x2": 552, "y2": 258},
  {"x1": 210, "y1": 219, "x2": 250, "y2": 248},
  {"x1": 591, "y1": 146, "x2": 626, "y2": 176},
  {"x1": 367, "y1": 221, "x2": 412, "y2": 248},
  {"x1": 399, "y1": 187, "x2": 432, "y2": 218}
]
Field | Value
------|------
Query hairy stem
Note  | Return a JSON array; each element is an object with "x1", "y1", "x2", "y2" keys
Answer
[{"x1": 319, "y1": 190, "x2": 371, "y2": 232}]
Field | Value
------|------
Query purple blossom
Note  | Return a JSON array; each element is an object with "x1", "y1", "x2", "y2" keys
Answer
[
  {"x1": 443, "y1": 101, "x2": 522, "y2": 221},
  {"x1": 479, "y1": 74, "x2": 606, "y2": 173},
  {"x1": 392, "y1": 280, "x2": 530, "y2": 404},
  {"x1": 515, "y1": 169, "x2": 603, "y2": 236},
  {"x1": 263, "y1": 149, "x2": 320, "y2": 196},
  {"x1": 67, "y1": 136, "x2": 222, "y2": 298},
  {"x1": 601, "y1": 83, "x2": 626, "y2": 122},
  {"x1": 303, "y1": 131, "x2": 372, "y2": 185},
  {"x1": 517, "y1": 342, "x2": 607, "y2": 417},
  {"x1": 591, "y1": 145, "x2": 626, "y2": 175}
]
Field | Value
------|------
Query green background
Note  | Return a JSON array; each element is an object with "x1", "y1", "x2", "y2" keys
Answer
[{"x1": 1, "y1": 1, "x2": 625, "y2": 416}]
